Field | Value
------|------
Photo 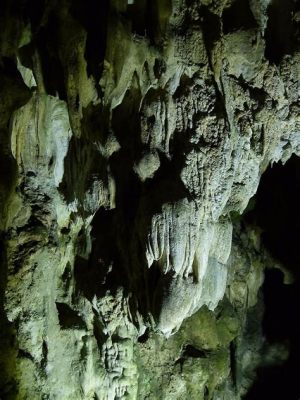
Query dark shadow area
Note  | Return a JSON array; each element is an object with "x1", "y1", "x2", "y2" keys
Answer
[
  {"x1": 126, "y1": 0, "x2": 155, "y2": 40},
  {"x1": 92, "y1": 312, "x2": 107, "y2": 349},
  {"x1": 0, "y1": 236, "x2": 18, "y2": 399},
  {"x1": 246, "y1": 155, "x2": 300, "y2": 277},
  {"x1": 265, "y1": 0, "x2": 297, "y2": 64},
  {"x1": 245, "y1": 268, "x2": 300, "y2": 400},
  {"x1": 35, "y1": 16, "x2": 67, "y2": 100},
  {"x1": 244, "y1": 155, "x2": 300, "y2": 399},
  {"x1": 72, "y1": 82, "x2": 190, "y2": 322},
  {"x1": 153, "y1": 58, "x2": 166, "y2": 79},
  {"x1": 126, "y1": 0, "x2": 171, "y2": 44},
  {"x1": 181, "y1": 344, "x2": 209, "y2": 359},
  {"x1": 19, "y1": 0, "x2": 109, "y2": 99},
  {"x1": 74, "y1": 208, "x2": 127, "y2": 301},
  {"x1": 20, "y1": 0, "x2": 48, "y2": 33},
  {"x1": 200, "y1": 5, "x2": 221, "y2": 59},
  {"x1": 137, "y1": 328, "x2": 149, "y2": 343},
  {"x1": 175, "y1": 344, "x2": 211, "y2": 374},
  {"x1": 222, "y1": 0, "x2": 257, "y2": 34},
  {"x1": 149, "y1": 268, "x2": 175, "y2": 321},
  {"x1": 70, "y1": 0, "x2": 109, "y2": 90},
  {"x1": 17, "y1": 2, "x2": 67, "y2": 100},
  {"x1": 74, "y1": 83, "x2": 143, "y2": 305},
  {"x1": 56, "y1": 302, "x2": 86, "y2": 330}
]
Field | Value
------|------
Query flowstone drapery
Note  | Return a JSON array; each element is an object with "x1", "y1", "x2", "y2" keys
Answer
[{"x1": 0, "y1": 0, "x2": 299, "y2": 398}]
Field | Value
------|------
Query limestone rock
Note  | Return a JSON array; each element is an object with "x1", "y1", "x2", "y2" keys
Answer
[{"x1": 0, "y1": 0, "x2": 299, "y2": 398}]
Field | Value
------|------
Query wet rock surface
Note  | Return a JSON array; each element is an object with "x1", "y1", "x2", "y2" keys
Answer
[{"x1": 0, "y1": 0, "x2": 299, "y2": 398}]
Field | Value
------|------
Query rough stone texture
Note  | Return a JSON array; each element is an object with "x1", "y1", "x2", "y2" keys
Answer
[{"x1": 0, "y1": 0, "x2": 299, "y2": 399}]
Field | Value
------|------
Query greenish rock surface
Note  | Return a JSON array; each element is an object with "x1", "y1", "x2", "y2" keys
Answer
[{"x1": 0, "y1": 0, "x2": 299, "y2": 398}]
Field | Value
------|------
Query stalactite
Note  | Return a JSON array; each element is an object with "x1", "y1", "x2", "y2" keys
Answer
[{"x1": 0, "y1": 0, "x2": 299, "y2": 398}]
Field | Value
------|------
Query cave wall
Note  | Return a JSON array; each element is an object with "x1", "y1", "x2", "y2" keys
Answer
[{"x1": 0, "y1": 0, "x2": 300, "y2": 399}]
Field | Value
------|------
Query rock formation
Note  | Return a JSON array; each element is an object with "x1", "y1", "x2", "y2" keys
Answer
[{"x1": 0, "y1": 0, "x2": 299, "y2": 398}]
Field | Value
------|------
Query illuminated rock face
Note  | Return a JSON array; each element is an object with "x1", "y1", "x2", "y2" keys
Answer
[{"x1": 0, "y1": 0, "x2": 299, "y2": 398}]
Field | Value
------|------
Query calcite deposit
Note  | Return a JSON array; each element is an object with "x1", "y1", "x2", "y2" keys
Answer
[{"x1": 0, "y1": 0, "x2": 299, "y2": 399}]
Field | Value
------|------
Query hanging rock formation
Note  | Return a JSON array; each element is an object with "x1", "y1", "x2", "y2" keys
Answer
[{"x1": 0, "y1": 0, "x2": 300, "y2": 398}]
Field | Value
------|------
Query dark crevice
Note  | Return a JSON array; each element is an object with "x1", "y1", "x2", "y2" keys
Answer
[
  {"x1": 175, "y1": 344, "x2": 210, "y2": 373},
  {"x1": 82, "y1": 208, "x2": 128, "y2": 299},
  {"x1": 34, "y1": 12, "x2": 67, "y2": 100},
  {"x1": 230, "y1": 340, "x2": 237, "y2": 387},
  {"x1": 204, "y1": 386, "x2": 209, "y2": 400},
  {"x1": 80, "y1": 336, "x2": 88, "y2": 361},
  {"x1": 41, "y1": 341, "x2": 48, "y2": 370},
  {"x1": 244, "y1": 155, "x2": 300, "y2": 399},
  {"x1": 138, "y1": 329, "x2": 149, "y2": 343},
  {"x1": 200, "y1": 6, "x2": 221, "y2": 57},
  {"x1": 245, "y1": 269, "x2": 300, "y2": 400},
  {"x1": 0, "y1": 236, "x2": 18, "y2": 398},
  {"x1": 146, "y1": 261, "x2": 165, "y2": 318},
  {"x1": 22, "y1": 0, "x2": 49, "y2": 33},
  {"x1": 93, "y1": 315, "x2": 107, "y2": 350},
  {"x1": 141, "y1": 152, "x2": 190, "y2": 211},
  {"x1": 56, "y1": 302, "x2": 86, "y2": 330},
  {"x1": 265, "y1": 0, "x2": 297, "y2": 64},
  {"x1": 74, "y1": 83, "x2": 143, "y2": 303},
  {"x1": 110, "y1": 82, "x2": 143, "y2": 223},
  {"x1": 70, "y1": 0, "x2": 109, "y2": 90},
  {"x1": 126, "y1": 0, "x2": 171, "y2": 44},
  {"x1": 18, "y1": 349, "x2": 34, "y2": 361},
  {"x1": 246, "y1": 155, "x2": 300, "y2": 276},
  {"x1": 181, "y1": 344, "x2": 209, "y2": 359},
  {"x1": 12, "y1": 240, "x2": 39, "y2": 274},
  {"x1": 126, "y1": 0, "x2": 156, "y2": 41},
  {"x1": 222, "y1": 0, "x2": 257, "y2": 34},
  {"x1": 153, "y1": 58, "x2": 167, "y2": 79}
]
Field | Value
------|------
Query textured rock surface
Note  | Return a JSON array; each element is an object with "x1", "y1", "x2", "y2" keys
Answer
[{"x1": 0, "y1": 0, "x2": 299, "y2": 398}]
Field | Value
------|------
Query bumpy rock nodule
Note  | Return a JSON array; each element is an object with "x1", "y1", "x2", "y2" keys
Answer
[{"x1": 0, "y1": 0, "x2": 299, "y2": 398}]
